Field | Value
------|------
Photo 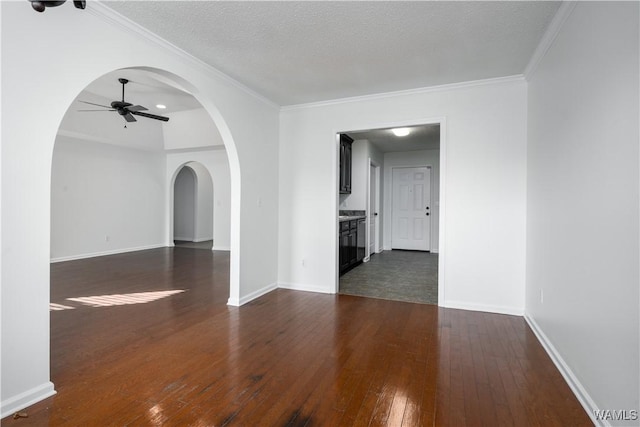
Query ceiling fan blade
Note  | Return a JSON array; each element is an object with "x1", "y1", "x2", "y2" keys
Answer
[
  {"x1": 77, "y1": 109, "x2": 117, "y2": 112},
  {"x1": 79, "y1": 100, "x2": 112, "y2": 109},
  {"x1": 123, "y1": 113, "x2": 137, "y2": 123},
  {"x1": 131, "y1": 111, "x2": 170, "y2": 122},
  {"x1": 127, "y1": 105, "x2": 148, "y2": 112}
]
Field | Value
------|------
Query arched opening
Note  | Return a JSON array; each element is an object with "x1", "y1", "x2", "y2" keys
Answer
[
  {"x1": 174, "y1": 166, "x2": 198, "y2": 243},
  {"x1": 172, "y1": 162, "x2": 215, "y2": 250},
  {"x1": 48, "y1": 66, "x2": 239, "y2": 399}
]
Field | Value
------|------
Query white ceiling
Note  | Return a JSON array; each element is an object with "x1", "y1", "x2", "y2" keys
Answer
[
  {"x1": 347, "y1": 124, "x2": 440, "y2": 153},
  {"x1": 105, "y1": 1, "x2": 561, "y2": 106}
]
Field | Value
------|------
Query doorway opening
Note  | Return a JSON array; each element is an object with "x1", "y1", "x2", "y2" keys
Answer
[
  {"x1": 49, "y1": 67, "x2": 238, "y2": 396},
  {"x1": 173, "y1": 162, "x2": 214, "y2": 250},
  {"x1": 337, "y1": 122, "x2": 443, "y2": 305}
]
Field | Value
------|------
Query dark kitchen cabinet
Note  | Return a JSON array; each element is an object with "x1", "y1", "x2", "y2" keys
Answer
[
  {"x1": 339, "y1": 219, "x2": 363, "y2": 276},
  {"x1": 339, "y1": 230, "x2": 352, "y2": 272},
  {"x1": 339, "y1": 134, "x2": 353, "y2": 194}
]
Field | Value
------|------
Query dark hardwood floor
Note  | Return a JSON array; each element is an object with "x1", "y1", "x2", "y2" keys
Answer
[{"x1": 2, "y1": 247, "x2": 591, "y2": 426}]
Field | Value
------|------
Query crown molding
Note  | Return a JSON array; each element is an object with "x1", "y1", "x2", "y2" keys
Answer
[
  {"x1": 85, "y1": 1, "x2": 279, "y2": 110},
  {"x1": 281, "y1": 74, "x2": 525, "y2": 112},
  {"x1": 524, "y1": 1, "x2": 578, "y2": 80}
]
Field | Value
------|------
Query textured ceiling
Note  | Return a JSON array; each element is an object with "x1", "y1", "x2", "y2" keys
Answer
[
  {"x1": 347, "y1": 124, "x2": 440, "y2": 153},
  {"x1": 105, "y1": 1, "x2": 560, "y2": 106}
]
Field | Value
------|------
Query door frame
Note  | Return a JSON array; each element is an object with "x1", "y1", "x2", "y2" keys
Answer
[
  {"x1": 334, "y1": 117, "x2": 446, "y2": 306},
  {"x1": 366, "y1": 159, "x2": 381, "y2": 261},
  {"x1": 390, "y1": 165, "x2": 432, "y2": 251}
]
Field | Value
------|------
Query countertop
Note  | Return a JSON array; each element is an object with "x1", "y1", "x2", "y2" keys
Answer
[{"x1": 339, "y1": 215, "x2": 366, "y2": 222}]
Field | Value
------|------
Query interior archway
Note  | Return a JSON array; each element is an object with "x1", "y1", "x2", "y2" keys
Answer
[
  {"x1": 172, "y1": 161, "x2": 217, "y2": 249},
  {"x1": 174, "y1": 165, "x2": 198, "y2": 243},
  {"x1": 50, "y1": 66, "x2": 238, "y2": 291},
  {"x1": 48, "y1": 66, "x2": 239, "y2": 395}
]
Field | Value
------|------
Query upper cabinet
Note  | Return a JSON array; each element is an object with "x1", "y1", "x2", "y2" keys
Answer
[{"x1": 339, "y1": 134, "x2": 353, "y2": 194}]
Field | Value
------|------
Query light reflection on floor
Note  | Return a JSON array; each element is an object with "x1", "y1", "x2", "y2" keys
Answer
[
  {"x1": 49, "y1": 302, "x2": 75, "y2": 311},
  {"x1": 50, "y1": 289, "x2": 186, "y2": 311}
]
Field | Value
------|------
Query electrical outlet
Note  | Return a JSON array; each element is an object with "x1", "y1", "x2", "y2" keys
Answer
[{"x1": 301, "y1": 258, "x2": 306, "y2": 267}]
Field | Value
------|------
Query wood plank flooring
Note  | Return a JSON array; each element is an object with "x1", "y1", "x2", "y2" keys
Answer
[{"x1": 2, "y1": 248, "x2": 592, "y2": 426}]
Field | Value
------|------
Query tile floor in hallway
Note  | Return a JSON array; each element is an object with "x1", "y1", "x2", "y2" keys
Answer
[
  {"x1": 339, "y1": 250, "x2": 438, "y2": 305},
  {"x1": 174, "y1": 239, "x2": 214, "y2": 250}
]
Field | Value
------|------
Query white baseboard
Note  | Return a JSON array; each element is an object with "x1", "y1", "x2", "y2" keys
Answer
[
  {"x1": 278, "y1": 282, "x2": 334, "y2": 294},
  {"x1": 227, "y1": 282, "x2": 277, "y2": 307},
  {"x1": 442, "y1": 300, "x2": 524, "y2": 316},
  {"x1": 525, "y1": 314, "x2": 603, "y2": 427},
  {"x1": 173, "y1": 236, "x2": 192, "y2": 241},
  {"x1": 212, "y1": 246, "x2": 231, "y2": 251},
  {"x1": 50, "y1": 244, "x2": 166, "y2": 263},
  {"x1": 1, "y1": 381, "x2": 56, "y2": 418}
]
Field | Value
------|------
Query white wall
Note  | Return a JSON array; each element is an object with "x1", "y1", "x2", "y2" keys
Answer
[
  {"x1": 166, "y1": 150, "x2": 231, "y2": 251},
  {"x1": 383, "y1": 149, "x2": 439, "y2": 252},
  {"x1": 173, "y1": 166, "x2": 196, "y2": 241},
  {"x1": 279, "y1": 78, "x2": 527, "y2": 315},
  {"x1": 187, "y1": 162, "x2": 214, "y2": 242},
  {"x1": 163, "y1": 108, "x2": 224, "y2": 150},
  {"x1": 1, "y1": 2, "x2": 279, "y2": 415},
  {"x1": 51, "y1": 137, "x2": 166, "y2": 261},
  {"x1": 526, "y1": 2, "x2": 639, "y2": 423}
]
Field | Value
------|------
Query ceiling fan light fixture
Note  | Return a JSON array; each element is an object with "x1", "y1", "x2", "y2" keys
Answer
[{"x1": 392, "y1": 127, "x2": 411, "y2": 137}]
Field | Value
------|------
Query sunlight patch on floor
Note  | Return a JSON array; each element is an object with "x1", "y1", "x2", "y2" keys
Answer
[
  {"x1": 49, "y1": 302, "x2": 75, "y2": 311},
  {"x1": 50, "y1": 290, "x2": 186, "y2": 310}
]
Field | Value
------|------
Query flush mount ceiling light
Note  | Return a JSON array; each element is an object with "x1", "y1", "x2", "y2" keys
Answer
[
  {"x1": 156, "y1": 104, "x2": 167, "y2": 109},
  {"x1": 392, "y1": 127, "x2": 411, "y2": 137}
]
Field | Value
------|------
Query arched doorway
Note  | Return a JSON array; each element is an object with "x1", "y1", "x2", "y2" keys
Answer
[
  {"x1": 174, "y1": 166, "x2": 198, "y2": 243},
  {"x1": 173, "y1": 162, "x2": 216, "y2": 249},
  {"x1": 51, "y1": 67, "x2": 240, "y2": 288},
  {"x1": 47, "y1": 67, "x2": 238, "y2": 405}
]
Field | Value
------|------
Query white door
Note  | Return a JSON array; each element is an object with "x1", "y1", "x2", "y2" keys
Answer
[
  {"x1": 391, "y1": 167, "x2": 431, "y2": 251},
  {"x1": 368, "y1": 163, "x2": 377, "y2": 256}
]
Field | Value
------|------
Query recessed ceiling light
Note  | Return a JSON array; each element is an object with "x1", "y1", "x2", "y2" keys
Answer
[
  {"x1": 392, "y1": 127, "x2": 411, "y2": 137},
  {"x1": 156, "y1": 104, "x2": 167, "y2": 109}
]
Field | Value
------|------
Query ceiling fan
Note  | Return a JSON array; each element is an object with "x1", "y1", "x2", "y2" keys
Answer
[{"x1": 78, "y1": 78, "x2": 170, "y2": 124}]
